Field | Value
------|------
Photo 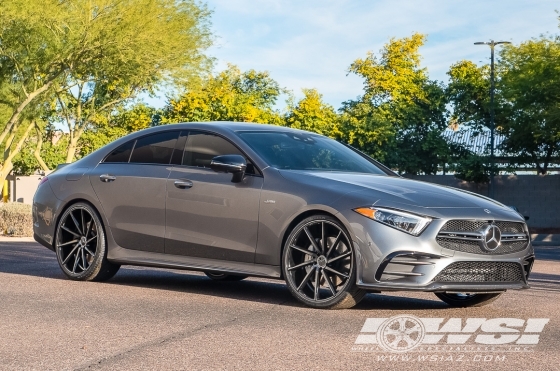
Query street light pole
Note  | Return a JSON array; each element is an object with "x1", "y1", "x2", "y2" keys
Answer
[{"x1": 474, "y1": 40, "x2": 511, "y2": 200}]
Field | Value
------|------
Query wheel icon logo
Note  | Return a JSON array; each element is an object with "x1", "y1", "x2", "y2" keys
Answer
[{"x1": 376, "y1": 315, "x2": 425, "y2": 352}]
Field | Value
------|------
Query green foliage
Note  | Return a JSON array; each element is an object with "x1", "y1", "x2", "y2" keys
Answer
[
  {"x1": 284, "y1": 89, "x2": 341, "y2": 138},
  {"x1": 162, "y1": 65, "x2": 284, "y2": 125},
  {"x1": 447, "y1": 61, "x2": 492, "y2": 130},
  {"x1": 77, "y1": 105, "x2": 155, "y2": 158},
  {"x1": 453, "y1": 152, "x2": 490, "y2": 184},
  {"x1": 340, "y1": 34, "x2": 450, "y2": 174},
  {"x1": 12, "y1": 131, "x2": 69, "y2": 174},
  {"x1": 499, "y1": 37, "x2": 560, "y2": 174}
]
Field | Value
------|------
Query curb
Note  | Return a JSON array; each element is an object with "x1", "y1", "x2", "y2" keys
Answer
[{"x1": 0, "y1": 236, "x2": 35, "y2": 242}]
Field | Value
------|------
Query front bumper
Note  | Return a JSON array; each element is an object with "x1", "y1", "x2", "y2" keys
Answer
[{"x1": 347, "y1": 212, "x2": 534, "y2": 292}]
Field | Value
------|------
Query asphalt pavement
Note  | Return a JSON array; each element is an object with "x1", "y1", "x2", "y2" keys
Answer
[{"x1": 1, "y1": 238, "x2": 559, "y2": 371}]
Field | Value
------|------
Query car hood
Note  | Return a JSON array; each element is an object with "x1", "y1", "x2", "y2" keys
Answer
[{"x1": 280, "y1": 170, "x2": 508, "y2": 210}]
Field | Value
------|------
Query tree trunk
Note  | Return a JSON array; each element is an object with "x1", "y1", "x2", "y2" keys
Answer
[
  {"x1": 0, "y1": 81, "x2": 55, "y2": 147},
  {"x1": 65, "y1": 137, "x2": 79, "y2": 164},
  {"x1": 34, "y1": 132, "x2": 50, "y2": 171},
  {"x1": 0, "y1": 121, "x2": 35, "y2": 186}
]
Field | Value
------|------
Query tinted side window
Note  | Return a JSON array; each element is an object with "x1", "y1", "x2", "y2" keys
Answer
[
  {"x1": 105, "y1": 140, "x2": 135, "y2": 163},
  {"x1": 129, "y1": 131, "x2": 179, "y2": 164},
  {"x1": 183, "y1": 132, "x2": 243, "y2": 168},
  {"x1": 170, "y1": 131, "x2": 188, "y2": 165}
]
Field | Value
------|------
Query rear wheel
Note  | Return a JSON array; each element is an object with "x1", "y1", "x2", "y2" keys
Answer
[
  {"x1": 55, "y1": 202, "x2": 120, "y2": 281},
  {"x1": 282, "y1": 215, "x2": 366, "y2": 309},
  {"x1": 204, "y1": 272, "x2": 248, "y2": 281},
  {"x1": 434, "y1": 292, "x2": 503, "y2": 307}
]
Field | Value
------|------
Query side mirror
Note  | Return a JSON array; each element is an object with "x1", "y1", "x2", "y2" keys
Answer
[{"x1": 210, "y1": 155, "x2": 247, "y2": 183}]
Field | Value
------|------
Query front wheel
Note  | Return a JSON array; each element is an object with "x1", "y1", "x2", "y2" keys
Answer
[
  {"x1": 55, "y1": 202, "x2": 120, "y2": 281},
  {"x1": 434, "y1": 292, "x2": 503, "y2": 307},
  {"x1": 282, "y1": 215, "x2": 366, "y2": 309}
]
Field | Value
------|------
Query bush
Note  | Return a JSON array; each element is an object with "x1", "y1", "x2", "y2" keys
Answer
[{"x1": 0, "y1": 202, "x2": 33, "y2": 237}]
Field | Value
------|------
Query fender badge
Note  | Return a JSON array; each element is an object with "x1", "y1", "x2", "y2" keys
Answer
[
  {"x1": 264, "y1": 200, "x2": 276, "y2": 204},
  {"x1": 484, "y1": 209, "x2": 491, "y2": 214}
]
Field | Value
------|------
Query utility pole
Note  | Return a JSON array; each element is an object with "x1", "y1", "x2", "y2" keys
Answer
[{"x1": 474, "y1": 40, "x2": 511, "y2": 200}]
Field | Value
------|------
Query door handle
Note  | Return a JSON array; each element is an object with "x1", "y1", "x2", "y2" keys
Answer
[
  {"x1": 100, "y1": 174, "x2": 116, "y2": 182},
  {"x1": 174, "y1": 179, "x2": 193, "y2": 189}
]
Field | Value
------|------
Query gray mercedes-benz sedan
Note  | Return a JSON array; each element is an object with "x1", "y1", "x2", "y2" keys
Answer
[{"x1": 33, "y1": 122, "x2": 534, "y2": 309}]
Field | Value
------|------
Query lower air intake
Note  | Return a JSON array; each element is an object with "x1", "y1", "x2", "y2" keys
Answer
[{"x1": 434, "y1": 261, "x2": 524, "y2": 283}]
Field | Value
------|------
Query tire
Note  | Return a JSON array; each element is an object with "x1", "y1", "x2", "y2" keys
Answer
[
  {"x1": 204, "y1": 272, "x2": 248, "y2": 281},
  {"x1": 55, "y1": 202, "x2": 120, "y2": 282},
  {"x1": 434, "y1": 292, "x2": 504, "y2": 307},
  {"x1": 282, "y1": 215, "x2": 366, "y2": 309}
]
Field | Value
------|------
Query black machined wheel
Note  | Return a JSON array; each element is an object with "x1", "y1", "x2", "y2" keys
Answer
[
  {"x1": 55, "y1": 202, "x2": 120, "y2": 281},
  {"x1": 434, "y1": 292, "x2": 503, "y2": 307},
  {"x1": 282, "y1": 215, "x2": 366, "y2": 309},
  {"x1": 204, "y1": 272, "x2": 248, "y2": 281}
]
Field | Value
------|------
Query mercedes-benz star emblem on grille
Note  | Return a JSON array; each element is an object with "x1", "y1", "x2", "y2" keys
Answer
[
  {"x1": 484, "y1": 209, "x2": 491, "y2": 214},
  {"x1": 481, "y1": 224, "x2": 502, "y2": 251}
]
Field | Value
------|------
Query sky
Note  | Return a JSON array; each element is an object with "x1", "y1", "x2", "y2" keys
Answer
[{"x1": 145, "y1": 0, "x2": 559, "y2": 110}]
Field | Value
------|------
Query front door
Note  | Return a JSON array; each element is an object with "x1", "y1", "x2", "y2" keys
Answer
[{"x1": 165, "y1": 131, "x2": 263, "y2": 262}]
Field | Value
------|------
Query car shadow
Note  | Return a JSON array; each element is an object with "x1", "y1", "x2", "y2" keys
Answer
[{"x1": 3, "y1": 241, "x2": 557, "y2": 310}]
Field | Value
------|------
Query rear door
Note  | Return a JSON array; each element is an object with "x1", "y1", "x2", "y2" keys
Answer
[
  {"x1": 165, "y1": 131, "x2": 263, "y2": 262},
  {"x1": 90, "y1": 130, "x2": 181, "y2": 253}
]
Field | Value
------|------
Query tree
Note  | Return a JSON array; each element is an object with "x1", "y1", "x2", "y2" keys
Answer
[
  {"x1": 163, "y1": 65, "x2": 284, "y2": 125},
  {"x1": 49, "y1": 0, "x2": 212, "y2": 163},
  {"x1": 78, "y1": 103, "x2": 156, "y2": 158},
  {"x1": 340, "y1": 34, "x2": 450, "y2": 173},
  {"x1": 284, "y1": 89, "x2": 341, "y2": 138},
  {"x1": 499, "y1": 37, "x2": 560, "y2": 174}
]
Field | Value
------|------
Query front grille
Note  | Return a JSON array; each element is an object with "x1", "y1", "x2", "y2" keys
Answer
[
  {"x1": 434, "y1": 261, "x2": 524, "y2": 282},
  {"x1": 437, "y1": 219, "x2": 528, "y2": 255},
  {"x1": 440, "y1": 220, "x2": 525, "y2": 234},
  {"x1": 436, "y1": 237, "x2": 528, "y2": 255},
  {"x1": 441, "y1": 220, "x2": 488, "y2": 232}
]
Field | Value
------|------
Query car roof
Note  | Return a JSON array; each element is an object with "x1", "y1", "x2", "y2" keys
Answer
[{"x1": 145, "y1": 121, "x2": 315, "y2": 136}]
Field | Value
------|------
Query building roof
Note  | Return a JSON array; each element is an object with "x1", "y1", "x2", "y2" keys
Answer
[{"x1": 442, "y1": 128, "x2": 507, "y2": 157}]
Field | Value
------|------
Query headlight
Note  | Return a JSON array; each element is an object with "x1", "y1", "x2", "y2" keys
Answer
[{"x1": 353, "y1": 207, "x2": 432, "y2": 236}]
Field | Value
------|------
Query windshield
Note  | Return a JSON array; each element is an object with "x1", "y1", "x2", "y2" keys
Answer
[{"x1": 238, "y1": 131, "x2": 387, "y2": 175}]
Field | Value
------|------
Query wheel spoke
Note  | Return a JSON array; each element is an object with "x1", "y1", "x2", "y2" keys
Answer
[
  {"x1": 313, "y1": 268, "x2": 320, "y2": 300},
  {"x1": 287, "y1": 260, "x2": 314, "y2": 271},
  {"x1": 69, "y1": 211, "x2": 82, "y2": 236},
  {"x1": 303, "y1": 227, "x2": 321, "y2": 254},
  {"x1": 72, "y1": 252, "x2": 80, "y2": 273},
  {"x1": 81, "y1": 248, "x2": 87, "y2": 270},
  {"x1": 324, "y1": 266, "x2": 349, "y2": 279},
  {"x1": 327, "y1": 251, "x2": 352, "y2": 264},
  {"x1": 61, "y1": 244, "x2": 80, "y2": 265},
  {"x1": 57, "y1": 239, "x2": 78, "y2": 247},
  {"x1": 81, "y1": 209, "x2": 86, "y2": 236},
  {"x1": 290, "y1": 244, "x2": 317, "y2": 258},
  {"x1": 322, "y1": 270, "x2": 336, "y2": 296},
  {"x1": 85, "y1": 219, "x2": 93, "y2": 239},
  {"x1": 296, "y1": 266, "x2": 316, "y2": 291},
  {"x1": 84, "y1": 246, "x2": 95, "y2": 257},
  {"x1": 86, "y1": 235, "x2": 97, "y2": 244},
  {"x1": 321, "y1": 222, "x2": 326, "y2": 254},
  {"x1": 325, "y1": 231, "x2": 342, "y2": 258},
  {"x1": 61, "y1": 225, "x2": 81, "y2": 238}
]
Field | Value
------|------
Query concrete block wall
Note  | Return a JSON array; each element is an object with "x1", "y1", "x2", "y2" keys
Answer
[{"x1": 405, "y1": 175, "x2": 560, "y2": 230}]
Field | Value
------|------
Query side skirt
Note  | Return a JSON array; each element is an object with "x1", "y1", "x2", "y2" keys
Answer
[{"x1": 108, "y1": 246, "x2": 282, "y2": 278}]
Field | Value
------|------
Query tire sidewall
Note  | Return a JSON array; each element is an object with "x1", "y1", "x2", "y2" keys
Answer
[
  {"x1": 282, "y1": 214, "x2": 360, "y2": 309},
  {"x1": 55, "y1": 202, "x2": 107, "y2": 281}
]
